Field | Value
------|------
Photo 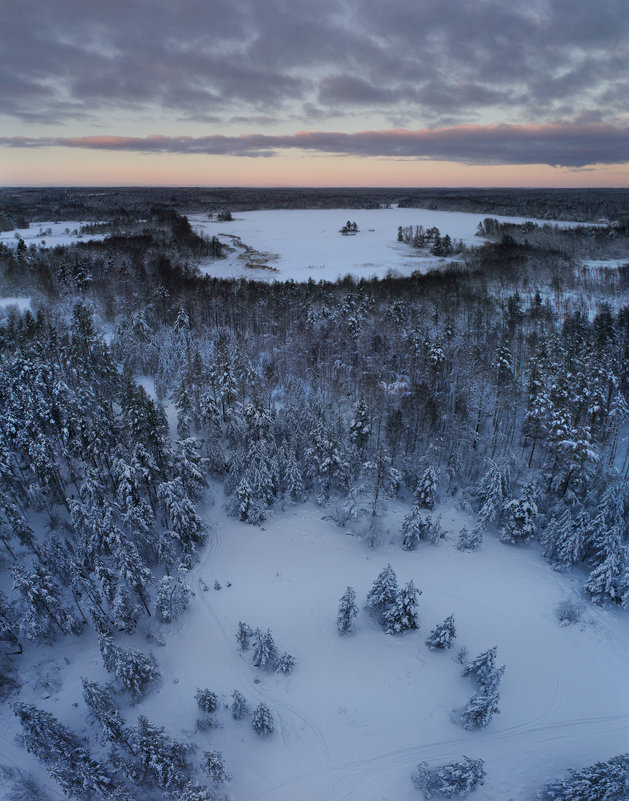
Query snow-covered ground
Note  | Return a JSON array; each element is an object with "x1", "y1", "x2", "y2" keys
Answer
[
  {"x1": 5, "y1": 497, "x2": 629, "y2": 801},
  {"x1": 0, "y1": 297, "x2": 31, "y2": 313},
  {"x1": 0, "y1": 221, "x2": 108, "y2": 249},
  {"x1": 189, "y1": 209, "x2": 589, "y2": 283}
]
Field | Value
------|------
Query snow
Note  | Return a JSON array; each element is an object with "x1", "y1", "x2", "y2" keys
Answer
[
  {"x1": 2, "y1": 491, "x2": 629, "y2": 799},
  {"x1": 189, "y1": 209, "x2": 589, "y2": 283},
  {"x1": 0, "y1": 297, "x2": 31, "y2": 312},
  {"x1": 0, "y1": 221, "x2": 108, "y2": 249}
]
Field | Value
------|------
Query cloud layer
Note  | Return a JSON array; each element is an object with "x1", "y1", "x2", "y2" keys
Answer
[
  {"x1": 4, "y1": 123, "x2": 629, "y2": 167},
  {"x1": 1, "y1": 0, "x2": 628, "y2": 129}
]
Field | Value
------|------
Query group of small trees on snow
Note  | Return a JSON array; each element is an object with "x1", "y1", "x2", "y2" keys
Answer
[
  {"x1": 412, "y1": 756, "x2": 486, "y2": 798},
  {"x1": 236, "y1": 622, "x2": 295, "y2": 674},
  {"x1": 366, "y1": 564, "x2": 421, "y2": 634}
]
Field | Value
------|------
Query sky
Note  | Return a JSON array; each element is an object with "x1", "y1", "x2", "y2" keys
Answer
[{"x1": 1, "y1": 0, "x2": 629, "y2": 187}]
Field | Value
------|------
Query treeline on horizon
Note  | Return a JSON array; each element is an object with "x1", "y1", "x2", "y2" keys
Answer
[{"x1": 2, "y1": 186, "x2": 629, "y2": 231}]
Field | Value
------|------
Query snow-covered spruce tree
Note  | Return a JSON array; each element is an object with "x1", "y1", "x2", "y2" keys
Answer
[
  {"x1": 401, "y1": 505, "x2": 424, "y2": 550},
  {"x1": 98, "y1": 631, "x2": 159, "y2": 700},
  {"x1": 463, "y1": 647, "x2": 504, "y2": 689},
  {"x1": 542, "y1": 508, "x2": 584, "y2": 570},
  {"x1": 412, "y1": 755, "x2": 486, "y2": 798},
  {"x1": 195, "y1": 688, "x2": 218, "y2": 714},
  {"x1": 457, "y1": 526, "x2": 483, "y2": 551},
  {"x1": 276, "y1": 651, "x2": 296, "y2": 674},
  {"x1": 460, "y1": 689, "x2": 501, "y2": 729},
  {"x1": 501, "y1": 485, "x2": 538, "y2": 544},
  {"x1": 155, "y1": 574, "x2": 190, "y2": 623},
  {"x1": 384, "y1": 580, "x2": 421, "y2": 634},
  {"x1": 231, "y1": 690, "x2": 249, "y2": 719},
  {"x1": 474, "y1": 458, "x2": 510, "y2": 530},
  {"x1": 202, "y1": 750, "x2": 231, "y2": 785},
  {"x1": 348, "y1": 398, "x2": 371, "y2": 455},
  {"x1": 425, "y1": 615, "x2": 456, "y2": 649},
  {"x1": 415, "y1": 466, "x2": 438, "y2": 510},
  {"x1": 538, "y1": 752, "x2": 629, "y2": 801},
  {"x1": 233, "y1": 473, "x2": 267, "y2": 525},
  {"x1": 251, "y1": 628, "x2": 279, "y2": 670},
  {"x1": 365, "y1": 564, "x2": 399, "y2": 625},
  {"x1": 11, "y1": 564, "x2": 78, "y2": 643},
  {"x1": 114, "y1": 646, "x2": 160, "y2": 700},
  {"x1": 337, "y1": 586, "x2": 358, "y2": 634},
  {"x1": 236, "y1": 620, "x2": 254, "y2": 650},
  {"x1": 251, "y1": 703, "x2": 274, "y2": 736},
  {"x1": 125, "y1": 715, "x2": 191, "y2": 792}
]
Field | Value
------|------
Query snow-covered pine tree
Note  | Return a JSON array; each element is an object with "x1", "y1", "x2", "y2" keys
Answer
[
  {"x1": 337, "y1": 586, "x2": 358, "y2": 634},
  {"x1": 412, "y1": 755, "x2": 486, "y2": 798},
  {"x1": 425, "y1": 615, "x2": 456, "y2": 649},
  {"x1": 81, "y1": 678, "x2": 127, "y2": 744},
  {"x1": 415, "y1": 466, "x2": 438, "y2": 509},
  {"x1": 276, "y1": 651, "x2": 296, "y2": 674},
  {"x1": 98, "y1": 631, "x2": 159, "y2": 700},
  {"x1": 384, "y1": 580, "x2": 421, "y2": 634},
  {"x1": 401, "y1": 505, "x2": 424, "y2": 550},
  {"x1": 236, "y1": 621, "x2": 254, "y2": 650},
  {"x1": 475, "y1": 459, "x2": 510, "y2": 530},
  {"x1": 125, "y1": 715, "x2": 191, "y2": 792},
  {"x1": 251, "y1": 703, "x2": 274, "y2": 736},
  {"x1": 460, "y1": 689, "x2": 501, "y2": 729},
  {"x1": 348, "y1": 399, "x2": 370, "y2": 454},
  {"x1": 195, "y1": 688, "x2": 219, "y2": 715},
  {"x1": 12, "y1": 703, "x2": 125, "y2": 801},
  {"x1": 231, "y1": 690, "x2": 248, "y2": 719},
  {"x1": 251, "y1": 628, "x2": 279, "y2": 670},
  {"x1": 501, "y1": 485, "x2": 538, "y2": 544},
  {"x1": 462, "y1": 647, "x2": 503, "y2": 688},
  {"x1": 155, "y1": 574, "x2": 190, "y2": 623},
  {"x1": 538, "y1": 752, "x2": 629, "y2": 801},
  {"x1": 457, "y1": 526, "x2": 483, "y2": 551},
  {"x1": 12, "y1": 564, "x2": 78, "y2": 642},
  {"x1": 202, "y1": 750, "x2": 231, "y2": 784},
  {"x1": 365, "y1": 564, "x2": 399, "y2": 624}
]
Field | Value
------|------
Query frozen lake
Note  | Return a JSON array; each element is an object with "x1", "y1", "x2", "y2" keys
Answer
[{"x1": 190, "y1": 207, "x2": 587, "y2": 283}]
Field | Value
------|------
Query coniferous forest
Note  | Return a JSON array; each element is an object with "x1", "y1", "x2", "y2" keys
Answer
[{"x1": 1, "y1": 187, "x2": 629, "y2": 801}]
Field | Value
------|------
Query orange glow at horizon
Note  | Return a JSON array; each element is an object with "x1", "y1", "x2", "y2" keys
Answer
[{"x1": 2, "y1": 147, "x2": 628, "y2": 188}]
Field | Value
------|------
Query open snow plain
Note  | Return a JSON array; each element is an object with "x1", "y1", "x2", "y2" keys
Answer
[
  {"x1": 172, "y1": 503, "x2": 629, "y2": 800},
  {"x1": 7, "y1": 496, "x2": 628, "y2": 801},
  {"x1": 190, "y1": 208, "x2": 587, "y2": 283}
]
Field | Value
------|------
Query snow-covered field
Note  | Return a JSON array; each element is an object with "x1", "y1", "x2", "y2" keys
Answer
[
  {"x1": 5, "y1": 497, "x2": 629, "y2": 801},
  {"x1": 190, "y1": 209, "x2": 589, "y2": 283},
  {"x1": 0, "y1": 221, "x2": 108, "y2": 249}
]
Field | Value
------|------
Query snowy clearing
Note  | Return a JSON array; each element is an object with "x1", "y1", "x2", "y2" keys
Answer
[
  {"x1": 0, "y1": 221, "x2": 108, "y2": 249},
  {"x1": 190, "y1": 208, "x2": 589, "y2": 283},
  {"x1": 9, "y1": 497, "x2": 628, "y2": 801}
]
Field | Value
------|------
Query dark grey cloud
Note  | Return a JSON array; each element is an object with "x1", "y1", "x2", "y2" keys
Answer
[
  {"x1": 3, "y1": 122, "x2": 628, "y2": 167},
  {"x1": 1, "y1": 0, "x2": 628, "y2": 129}
]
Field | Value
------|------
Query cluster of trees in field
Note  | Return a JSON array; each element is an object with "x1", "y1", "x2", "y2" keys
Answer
[
  {"x1": 1, "y1": 194, "x2": 629, "y2": 798},
  {"x1": 397, "y1": 224, "x2": 465, "y2": 256}
]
